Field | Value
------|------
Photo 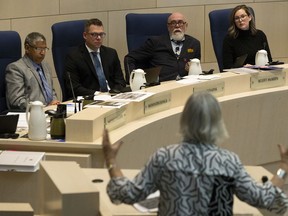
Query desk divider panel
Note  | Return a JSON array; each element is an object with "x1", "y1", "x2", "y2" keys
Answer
[
  {"x1": 0, "y1": 203, "x2": 34, "y2": 216},
  {"x1": 40, "y1": 161, "x2": 99, "y2": 216}
]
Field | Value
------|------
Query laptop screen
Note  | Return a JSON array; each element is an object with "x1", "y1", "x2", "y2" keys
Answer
[
  {"x1": 233, "y1": 54, "x2": 248, "y2": 68},
  {"x1": 144, "y1": 66, "x2": 162, "y2": 84},
  {"x1": 0, "y1": 114, "x2": 19, "y2": 134}
]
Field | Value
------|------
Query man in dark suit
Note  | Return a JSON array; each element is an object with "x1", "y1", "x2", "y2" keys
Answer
[
  {"x1": 124, "y1": 12, "x2": 201, "y2": 82},
  {"x1": 5, "y1": 32, "x2": 60, "y2": 110},
  {"x1": 65, "y1": 18, "x2": 126, "y2": 97}
]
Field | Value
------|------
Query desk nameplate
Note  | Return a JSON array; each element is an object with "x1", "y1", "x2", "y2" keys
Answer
[
  {"x1": 104, "y1": 108, "x2": 126, "y2": 131},
  {"x1": 193, "y1": 81, "x2": 225, "y2": 97},
  {"x1": 250, "y1": 70, "x2": 286, "y2": 90},
  {"x1": 144, "y1": 93, "x2": 171, "y2": 115}
]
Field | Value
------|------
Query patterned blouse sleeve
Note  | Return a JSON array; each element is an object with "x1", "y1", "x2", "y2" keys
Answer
[
  {"x1": 106, "y1": 149, "x2": 163, "y2": 205},
  {"x1": 233, "y1": 153, "x2": 288, "y2": 215}
]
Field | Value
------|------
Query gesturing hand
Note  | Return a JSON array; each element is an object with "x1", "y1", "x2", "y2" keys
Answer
[
  {"x1": 102, "y1": 129, "x2": 123, "y2": 164},
  {"x1": 278, "y1": 144, "x2": 288, "y2": 166}
]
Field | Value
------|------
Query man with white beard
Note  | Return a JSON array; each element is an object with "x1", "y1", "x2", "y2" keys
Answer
[{"x1": 124, "y1": 12, "x2": 201, "y2": 82}]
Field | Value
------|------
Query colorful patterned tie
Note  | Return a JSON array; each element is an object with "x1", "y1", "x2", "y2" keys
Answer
[
  {"x1": 92, "y1": 52, "x2": 108, "y2": 92},
  {"x1": 37, "y1": 67, "x2": 53, "y2": 104}
]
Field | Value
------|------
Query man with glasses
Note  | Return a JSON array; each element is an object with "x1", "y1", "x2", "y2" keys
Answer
[
  {"x1": 124, "y1": 12, "x2": 201, "y2": 82},
  {"x1": 65, "y1": 18, "x2": 126, "y2": 97},
  {"x1": 5, "y1": 32, "x2": 60, "y2": 110}
]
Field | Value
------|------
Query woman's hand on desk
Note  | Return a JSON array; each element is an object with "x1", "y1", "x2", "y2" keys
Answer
[
  {"x1": 102, "y1": 129, "x2": 124, "y2": 178},
  {"x1": 271, "y1": 144, "x2": 288, "y2": 188},
  {"x1": 278, "y1": 144, "x2": 288, "y2": 171}
]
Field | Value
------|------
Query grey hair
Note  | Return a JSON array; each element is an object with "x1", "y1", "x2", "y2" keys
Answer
[
  {"x1": 24, "y1": 32, "x2": 46, "y2": 46},
  {"x1": 180, "y1": 91, "x2": 228, "y2": 145}
]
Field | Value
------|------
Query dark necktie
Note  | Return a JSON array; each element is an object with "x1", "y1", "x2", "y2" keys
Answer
[
  {"x1": 171, "y1": 39, "x2": 184, "y2": 59},
  {"x1": 92, "y1": 52, "x2": 108, "y2": 92},
  {"x1": 37, "y1": 67, "x2": 53, "y2": 104},
  {"x1": 175, "y1": 46, "x2": 180, "y2": 59}
]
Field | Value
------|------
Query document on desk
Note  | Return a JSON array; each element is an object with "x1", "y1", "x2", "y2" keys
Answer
[
  {"x1": 226, "y1": 67, "x2": 259, "y2": 74},
  {"x1": 177, "y1": 74, "x2": 221, "y2": 84},
  {"x1": 0, "y1": 150, "x2": 45, "y2": 172},
  {"x1": 245, "y1": 65, "x2": 284, "y2": 71},
  {"x1": 84, "y1": 100, "x2": 129, "y2": 109},
  {"x1": 110, "y1": 92, "x2": 155, "y2": 102}
]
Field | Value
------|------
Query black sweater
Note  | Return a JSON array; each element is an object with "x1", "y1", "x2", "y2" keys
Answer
[{"x1": 222, "y1": 29, "x2": 272, "y2": 69}]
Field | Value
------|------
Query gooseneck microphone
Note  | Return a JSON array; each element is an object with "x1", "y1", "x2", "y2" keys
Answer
[
  {"x1": 67, "y1": 72, "x2": 78, "y2": 114},
  {"x1": 263, "y1": 42, "x2": 267, "y2": 50}
]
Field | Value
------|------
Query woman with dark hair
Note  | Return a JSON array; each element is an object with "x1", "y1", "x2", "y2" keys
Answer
[
  {"x1": 222, "y1": 4, "x2": 272, "y2": 70},
  {"x1": 102, "y1": 91, "x2": 288, "y2": 215}
]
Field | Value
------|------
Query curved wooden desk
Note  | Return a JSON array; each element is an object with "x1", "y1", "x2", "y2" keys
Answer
[
  {"x1": 0, "y1": 67, "x2": 287, "y2": 169},
  {"x1": 97, "y1": 85, "x2": 288, "y2": 169},
  {"x1": 0, "y1": 161, "x2": 274, "y2": 216}
]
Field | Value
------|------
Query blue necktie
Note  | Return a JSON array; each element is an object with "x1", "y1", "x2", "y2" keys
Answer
[
  {"x1": 37, "y1": 67, "x2": 53, "y2": 104},
  {"x1": 92, "y1": 52, "x2": 108, "y2": 92}
]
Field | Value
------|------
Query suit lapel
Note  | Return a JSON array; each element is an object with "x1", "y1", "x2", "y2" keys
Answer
[
  {"x1": 180, "y1": 39, "x2": 189, "y2": 58},
  {"x1": 163, "y1": 36, "x2": 174, "y2": 54},
  {"x1": 81, "y1": 45, "x2": 98, "y2": 79},
  {"x1": 41, "y1": 63, "x2": 53, "y2": 88},
  {"x1": 99, "y1": 46, "x2": 108, "y2": 77},
  {"x1": 23, "y1": 55, "x2": 45, "y2": 92}
]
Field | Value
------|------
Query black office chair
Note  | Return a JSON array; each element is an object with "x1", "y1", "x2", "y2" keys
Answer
[
  {"x1": 209, "y1": 7, "x2": 254, "y2": 72},
  {"x1": 125, "y1": 13, "x2": 171, "y2": 81},
  {"x1": 0, "y1": 31, "x2": 22, "y2": 113},
  {"x1": 51, "y1": 20, "x2": 86, "y2": 101},
  {"x1": 125, "y1": 13, "x2": 171, "y2": 52}
]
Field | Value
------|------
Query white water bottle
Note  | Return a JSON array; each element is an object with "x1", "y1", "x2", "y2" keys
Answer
[{"x1": 26, "y1": 101, "x2": 47, "y2": 140}]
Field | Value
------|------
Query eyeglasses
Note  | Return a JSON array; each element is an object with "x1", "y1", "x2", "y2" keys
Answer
[
  {"x1": 234, "y1": 14, "x2": 248, "y2": 22},
  {"x1": 88, "y1": 32, "x2": 106, "y2": 38},
  {"x1": 28, "y1": 44, "x2": 49, "y2": 52},
  {"x1": 167, "y1": 20, "x2": 186, "y2": 27}
]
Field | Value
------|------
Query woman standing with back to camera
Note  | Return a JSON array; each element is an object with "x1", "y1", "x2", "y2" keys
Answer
[
  {"x1": 102, "y1": 91, "x2": 288, "y2": 215},
  {"x1": 222, "y1": 4, "x2": 273, "y2": 70}
]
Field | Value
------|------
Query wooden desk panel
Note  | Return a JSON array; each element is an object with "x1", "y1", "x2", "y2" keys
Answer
[{"x1": 1, "y1": 67, "x2": 288, "y2": 169}]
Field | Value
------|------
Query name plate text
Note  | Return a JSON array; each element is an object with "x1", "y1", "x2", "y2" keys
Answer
[
  {"x1": 193, "y1": 82, "x2": 225, "y2": 97},
  {"x1": 250, "y1": 71, "x2": 285, "y2": 90},
  {"x1": 104, "y1": 108, "x2": 126, "y2": 130},
  {"x1": 144, "y1": 93, "x2": 171, "y2": 115}
]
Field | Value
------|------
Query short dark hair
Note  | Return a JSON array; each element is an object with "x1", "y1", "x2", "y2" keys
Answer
[
  {"x1": 84, "y1": 18, "x2": 103, "y2": 32},
  {"x1": 24, "y1": 32, "x2": 46, "y2": 46}
]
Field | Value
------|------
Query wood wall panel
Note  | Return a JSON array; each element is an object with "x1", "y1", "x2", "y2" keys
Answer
[
  {"x1": 0, "y1": 0, "x2": 286, "y2": 99},
  {"x1": 0, "y1": 0, "x2": 59, "y2": 19},
  {"x1": 157, "y1": 0, "x2": 252, "y2": 7},
  {"x1": 60, "y1": 0, "x2": 156, "y2": 14}
]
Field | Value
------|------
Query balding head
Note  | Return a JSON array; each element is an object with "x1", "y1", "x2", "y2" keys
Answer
[{"x1": 167, "y1": 12, "x2": 188, "y2": 41}]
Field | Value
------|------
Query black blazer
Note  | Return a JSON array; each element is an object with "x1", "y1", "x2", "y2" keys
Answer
[
  {"x1": 65, "y1": 43, "x2": 126, "y2": 97},
  {"x1": 124, "y1": 34, "x2": 201, "y2": 82}
]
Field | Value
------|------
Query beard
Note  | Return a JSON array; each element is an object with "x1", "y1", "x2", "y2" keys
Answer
[{"x1": 171, "y1": 31, "x2": 185, "y2": 41}]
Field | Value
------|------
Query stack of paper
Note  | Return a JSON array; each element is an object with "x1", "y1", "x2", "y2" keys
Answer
[{"x1": 0, "y1": 150, "x2": 45, "y2": 172}]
